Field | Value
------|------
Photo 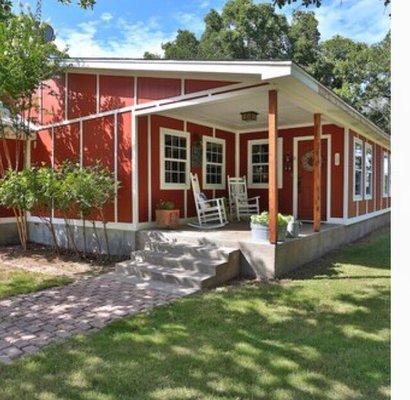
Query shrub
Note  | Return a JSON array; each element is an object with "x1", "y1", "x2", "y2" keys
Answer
[
  {"x1": 250, "y1": 212, "x2": 292, "y2": 228},
  {"x1": 156, "y1": 200, "x2": 176, "y2": 210}
]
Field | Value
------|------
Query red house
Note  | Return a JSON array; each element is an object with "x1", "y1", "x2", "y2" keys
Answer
[{"x1": 0, "y1": 60, "x2": 391, "y2": 281}]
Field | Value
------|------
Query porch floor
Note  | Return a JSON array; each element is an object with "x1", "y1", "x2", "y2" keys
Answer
[{"x1": 140, "y1": 221, "x2": 340, "y2": 248}]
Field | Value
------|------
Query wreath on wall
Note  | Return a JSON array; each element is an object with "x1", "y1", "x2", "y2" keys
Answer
[{"x1": 301, "y1": 151, "x2": 314, "y2": 172}]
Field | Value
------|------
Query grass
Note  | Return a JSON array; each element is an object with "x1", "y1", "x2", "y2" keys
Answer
[
  {"x1": 0, "y1": 266, "x2": 72, "y2": 299},
  {"x1": 0, "y1": 228, "x2": 390, "y2": 400}
]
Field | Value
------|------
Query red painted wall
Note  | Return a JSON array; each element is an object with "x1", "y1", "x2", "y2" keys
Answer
[
  {"x1": 240, "y1": 125, "x2": 344, "y2": 219},
  {"x1": 185, "y1": 79, "x2": 235, "y2": 94},
  {"x1": 137, "y1": 77, "x2": 181, "y2": 104},
  {"x1": 348, "y1": 130, "x2": 390, "y2": 219},
  {"x1": 117, "y1": 112, "x2": 133, "y2": 223},
  {"x1": 136, "y1": 115, "x2": 236, "y2": 223},
  {"x1": 67, "y1": 73, "x2": 97, "y2": 119},
  {"x1": 99, "y1": 75, "x2": 134, "y2": 112},
  {"x1": 54, "y1": 123, "x2": 80, "y2": 166},
  {"x1": 42, "y1": 75, "x2": 65, "y2": 125},
  {"x1": 32, "y1": 129, "x2": 53, "y2": 166}
]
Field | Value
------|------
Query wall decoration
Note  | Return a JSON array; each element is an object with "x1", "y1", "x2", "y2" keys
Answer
[{"x1": 191, "y1": 135, "x2": 202, "y2": 168}]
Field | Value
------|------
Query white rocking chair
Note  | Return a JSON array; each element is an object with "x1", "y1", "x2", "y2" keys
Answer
[
  {"x1": 188, "y1": 172, "x2": 228, "y2": 229},
  {"x1": 228, "y1": 176, "x2": 260, "y2": 221}
]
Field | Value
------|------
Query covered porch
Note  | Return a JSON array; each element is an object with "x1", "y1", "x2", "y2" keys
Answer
[{"x1": 156, "y1": 80, "x2": 336, "y2": 242}]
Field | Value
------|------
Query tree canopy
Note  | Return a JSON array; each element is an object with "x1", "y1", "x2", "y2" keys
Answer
[{"x1": 148, "y1": 0, "x2": 390, "y2": 133}]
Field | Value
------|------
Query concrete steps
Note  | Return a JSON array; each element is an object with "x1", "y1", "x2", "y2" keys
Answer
[{"x1": 116, "y1": 238, "x2": 240, "y2": 290}]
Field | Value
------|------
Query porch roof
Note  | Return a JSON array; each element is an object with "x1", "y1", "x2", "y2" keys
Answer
[{"x1": 63, "y1": 59, "x2": 389, "y2": 148}]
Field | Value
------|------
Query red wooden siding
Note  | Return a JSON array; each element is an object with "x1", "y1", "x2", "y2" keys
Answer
[
  {"x1": 348, "y1": 129, "x2": 390, "y2": 218},
  {"x1": 32, "y1": 129, "x2": 53, "y2": 166},
  {"x1": 99, "y1": 75, "x2": 134, "y2": 112},
  {"x1": 82, "y1": 116, "x2": 115, "y2": 221},
  {"x1": 117, "y1": 112, "x2": 133, "y2": 223},
  {"x1": 186, "y1": 122, "x2": 214, "y2": 218},
  {"x1": 42, "y1": 75, "x2": 65, "y2": 125},
  {"x1": 184, "y1": 79, "x2": 235, "y2": 94},
  {"x1": 54, "y1": 123, "x2": 80, "y2": 166},
  {"x1": 67, "y1": 73, "x2": 97, "y2": 119},
  {"x1": 150, "y1": 115, "x2": 185, "y2": 221},
  {"x1": 240, "y1": 125, "x2": 344, "y2": 218},
  {"x1": 137, "y1": 77, "x2": 181, "y2": 104},
  {"x1": 137, "y1": 116, "x2": 149, "y2": 223}
]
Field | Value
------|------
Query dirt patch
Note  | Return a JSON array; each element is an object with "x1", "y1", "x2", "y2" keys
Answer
[{"x1": 0, "y1": 243, "x2": 128, "y2": 279}]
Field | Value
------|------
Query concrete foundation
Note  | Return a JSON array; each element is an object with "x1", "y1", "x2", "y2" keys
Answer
[
  {"x1": 28, "y1": 221, "x2": 137, "y2": 256},
  {"x1": 0, "y1": 222, "x2": 19, "y2": 246},
  {"x1": 275, "y1": 211, "x2": 390, "y2": 277}
]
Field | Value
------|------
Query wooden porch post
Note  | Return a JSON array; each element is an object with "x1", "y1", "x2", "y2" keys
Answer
[
  {"x1": 313, "y1": 113, "x2": 322, "y2": 232},
  {"x1": 268, "y1": 90, "x2": 278, "y2": 244}
]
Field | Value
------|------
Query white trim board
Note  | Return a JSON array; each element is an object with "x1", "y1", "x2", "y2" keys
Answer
[
  {"x1": 328, "y1": 207, "x2": 390, "y2": 226},
  {"x1": 292, "y1": 134, "x2": 332, "y2": 222}
]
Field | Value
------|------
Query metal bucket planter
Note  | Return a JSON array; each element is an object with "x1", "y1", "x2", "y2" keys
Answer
[
  {"x1": 251, "y1": 223, "x2": 269, "y2": 242},
  {"x1": 251, "y1": 224, "x2": 288, "y2": 242}
]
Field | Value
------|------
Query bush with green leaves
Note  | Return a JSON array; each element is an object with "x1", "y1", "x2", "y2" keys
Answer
[
  {"x1": 250, "y1": 212, "x2": 292, "y2": 228},
  {"x1": 0, "y1": 168, "x2": 37, "y2": 249}
]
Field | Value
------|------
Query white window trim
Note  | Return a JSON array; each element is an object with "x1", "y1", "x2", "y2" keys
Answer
[
  {"x1": 382, "y1": 151, "x2": 390, "y2": 198},
  {"x1": 160, "y1": 127, "x2": 190, "y2": 190},
  {"x1": 202, "y1": 135, "x2": 226, "y2": 190},
  {"x1": 364, "y1": 142, "x2": 373, "y2": 200},
  {"x1": 353, "y1": 137, "x2": 364, "y2": 201},
  {"x1": 247, "y1": 138, "x2": 283, "y2": 189}
]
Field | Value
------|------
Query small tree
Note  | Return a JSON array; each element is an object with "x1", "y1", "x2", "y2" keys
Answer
[
  {"x1": 0, "y1": 168, "x2": 36, "y2": 249},
  {"x1": 32, "y1": 165, "x2": 61, "y2": 253}
]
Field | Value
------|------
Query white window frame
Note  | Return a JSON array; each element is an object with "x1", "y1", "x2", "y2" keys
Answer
[
  {"x1": 160, "y1": 127, "x2": 190, "y2": 190},
  {"x1": 364, "y1": 142, "x2": 373, "y2": 200},
  {"x1": 382, "y1": 151, "x2": 390, "y2": 198},
  {"x1": 202, "y1": 136, "x2": 226, "y2": 190},
  {"x1": 353, "y1": 137, "x2": 364, "y2": 201},
  {"x1": 247, "y1": 138, "x2": 283, "y2": 189}
]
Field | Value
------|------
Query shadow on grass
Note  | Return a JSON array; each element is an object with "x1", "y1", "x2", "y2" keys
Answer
[
  {"x1": 0, "y1": 228, "x2": 390, "y2": 400},
  {"x1": 286, "y1": 227, "x2": 391, "y2": 281}
]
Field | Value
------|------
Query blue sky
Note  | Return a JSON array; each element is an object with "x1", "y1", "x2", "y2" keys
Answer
[{"x1": 24, "y1": 0, "x2": 390, "y2": 57}]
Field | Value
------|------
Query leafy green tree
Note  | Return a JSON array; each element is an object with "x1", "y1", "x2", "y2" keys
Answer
[
  {"x1": 163, "y1": 30, "x2": 199, "y2": 60},
  {"x1": 0, "y1": 168, "x2": 36, "y2": 249},
  {"x1": 143, "y1": 51, "x2": 161, "y2": 60},
  {"x1": 288, "y1": 11, "x2": 320, "y2": 70},
  {"x1": 32, "y1": 165, "x2": 61, "y2": 253},
  {"x1": 273, "y1": 0, "x2": 390, "y2": 8}
]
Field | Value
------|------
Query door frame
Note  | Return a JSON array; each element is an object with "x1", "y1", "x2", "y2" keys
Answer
[{"x1": 292, "y1": 135, "x2": 332, "y2": 222}]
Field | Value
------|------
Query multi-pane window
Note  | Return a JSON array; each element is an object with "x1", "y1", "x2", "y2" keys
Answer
[
  {"x1": 383, "y1": 152, "x2": 390, "y2": 197},
  {"x1": 251, "y1": 142, "x2": 269, "y2": 184},
  {"x1": 364, "y1": 143, "x2": 373, "y2": 199},
  {"x1": 203, "y1": 137, "x2": 225, "y2": 189},
  {"x1": 161, "y1": 129, "x2": 190, "y2": 189},
  {"x1": 248, "y1": 138, "x2": 283, "y2": 189},
  {"x1": 353, "y1": 138, "x2": 363, "y2": 200}
]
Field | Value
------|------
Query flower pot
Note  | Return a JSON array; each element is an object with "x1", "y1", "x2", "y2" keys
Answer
[
  {"x1": 287, "y1": 221, "x2": 302, "y2": 238},
  {"x1": 155, "y1": 209, "x2": 180, "y2": 228},
  {"x1": 251, "y1": 223, "x2": 269, "y2": 242},
  {"x1": 277, "y1": 225, "x2": 287, "y2": 242}
]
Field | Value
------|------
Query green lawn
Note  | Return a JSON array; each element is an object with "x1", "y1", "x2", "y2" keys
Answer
[
  {"x1": 0, "y1": 229, "x2": 390, "y2": 400},
  {"x1": 0, "y1": 266, "x2": 72, "y2": 299}
]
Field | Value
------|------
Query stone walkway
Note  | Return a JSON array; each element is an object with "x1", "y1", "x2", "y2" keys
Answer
[{"x1": 0, "y1": 273, "x2": 197, "y2": 364}]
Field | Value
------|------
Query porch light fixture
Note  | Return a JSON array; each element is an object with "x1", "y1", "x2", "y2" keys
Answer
[{"x1": 240, "y1": 111, "x2": 258, "y2": 122}]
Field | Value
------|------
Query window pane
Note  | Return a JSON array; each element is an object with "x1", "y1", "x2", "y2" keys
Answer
[{"x1": 355, "y1": 171, "x2": 362, "y2": 196}]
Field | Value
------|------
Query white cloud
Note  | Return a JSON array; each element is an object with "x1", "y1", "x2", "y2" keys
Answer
[
  {"x1": 54, "y1": 16, "x2": 174, "y2": 58},
  {"x1": 100, "y1": 12, "x2": 113, "y2": 22},
  {"x1": 173, "y1": 12, "x2": 205, "y2": 36},
  {"x1": 315, "y1": 0, "x2": 390, "y2": 43}
]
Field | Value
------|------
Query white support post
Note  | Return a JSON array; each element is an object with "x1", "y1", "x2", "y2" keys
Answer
[{"x1": 114, "y1": 112, "x2": 118, "y2": 223}]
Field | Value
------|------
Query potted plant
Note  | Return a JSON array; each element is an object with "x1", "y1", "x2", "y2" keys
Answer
[
  {"x1": 250, "y1": 212, "x2": 292, "y2": 242},
  {"x1": 287, "y1": 216, "x2": 302, "y2": 238},
  {"x1": 155, "y1": 200, "x2": 180, "y2": 228}
]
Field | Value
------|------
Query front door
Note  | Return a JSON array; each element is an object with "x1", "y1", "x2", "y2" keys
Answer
[{"x1": 297, "y1": 139, "x2": 328, "y2": 221}]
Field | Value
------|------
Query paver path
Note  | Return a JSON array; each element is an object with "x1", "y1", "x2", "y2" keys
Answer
[{"x1": 0, "y1": 273, "x2": 197, "y2": 364}]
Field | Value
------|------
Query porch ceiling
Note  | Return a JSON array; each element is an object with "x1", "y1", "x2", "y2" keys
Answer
[{"x1": 161, "y1": 89, "x2": 331, "y2": 132}]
